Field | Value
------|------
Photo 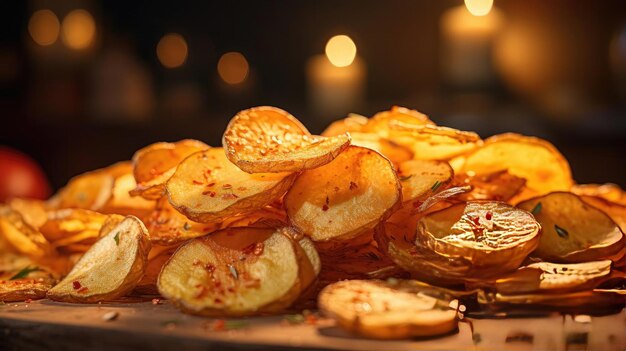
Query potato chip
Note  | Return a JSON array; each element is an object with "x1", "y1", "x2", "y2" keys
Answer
[
  {"x1": 158, "y1": 226, "x2": 303, "y2": 316},
  {"x1": 48, "y1": 170, "x2": 115, "y2": 211},
  {"x1": 397, "y1": 160, "x2": 453, "y2": 204},
  {"x1": 321, "y1": 113, "x2": 368, "y2": 137},
  {"x1": 47, "y1": 216, "x2": 151, "y2": 303},
  {"x1": 0, "y1": 207, "x2": 53, "y2": 257},
  {"x1": 418, "y1": 201, "x2": 541, "y2": 275},
  {"x1": 363, "y1": 106, "x2": 434, "y2": 134},
  {"x1": 518, "y1": 192, "x2": 625, "y2": 263},
  {"x1": 285, "y1": 146, "x2": 401, "y2": 242},
  {"x1": 580, "y1": 195, "x2": 626, "y2": 233},
  {"x1": 7, "y1": 198, "x2": 48, "y2": 228},
  {"x1": 223, "y1": 106, "x2": 351, "y2": 173},
  {"x1": 166, "y1": 148, "x2": 296, "y2": 223},
  {"x1": 101, "y1": 173, "x2": 155, "y2": 217},
  {"x1": 135, "y1": 244, "x2": 180, "y2": 295},
  {"x1": 318, "y1": 279, "x2": 458, "y2": 339},
  {"x1": 572, "y1": 183, "x2": 626, "y2": 206},
  {"x1": 456, "y1": 170, "x2": 527, "y2": 202},
  {"x1": 478, "y1": 290, "x2": 625, "y2": 313},
  {"x1": 39, "y1": 208, "x2": 109, "y2": 243},
  {"x1": 130, "y1": 139, "x2": 209, "y2": 200},
  {"x1": 348, "y1": 132, "x2": 413, "y2": 165},
  {"x1": 460, "y1": 133, "x2": 573, "y2": 196},
  {"x1": 0, "y1": 276, "x2": 57, "y2": 302},
  {"x1": 492, "y1": 260, "x2": 614, "y2": 295},
  {"x1": 144, "y1": 197, "x2": 218, "y2": 245}
]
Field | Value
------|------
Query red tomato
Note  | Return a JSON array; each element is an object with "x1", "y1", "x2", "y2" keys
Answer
[{"x1": 0, "y1": 147, "x2": 51, "y2": 201}]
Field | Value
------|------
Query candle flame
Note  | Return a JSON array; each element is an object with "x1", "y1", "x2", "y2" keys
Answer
[
  {"x1": 325, "y1": 35, "x2": 357, "y2": 68},
  {"x1": 464, "y1": 0, "x2": 493, "y2": 16}
]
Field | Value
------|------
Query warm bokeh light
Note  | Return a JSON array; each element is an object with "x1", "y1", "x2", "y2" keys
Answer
[
  {"x1": 61, "y1": 9, "x2": 96, "y2": 50},
  {"x1": 28, "y1": 9, "x2": 60, "y2": 46},
  {"x1": 217, "y1": 52, "x2": 249, "y2": 85},
  {"x1": 464, "y1": 0, "x2": 494, "y2": 16},
  {"x1": 325, "y1": 35, "x2": 357, "y2": 67},
  {"x1": 156, "y1": 33, "x2": 188, "y2": 68}
]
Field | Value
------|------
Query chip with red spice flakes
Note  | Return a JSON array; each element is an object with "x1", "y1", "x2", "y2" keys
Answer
[
  {"x1": 166, "y1": 148, "x2": 296, "y2": 223},
  {"x1": 285, "y1": 146, "x2": 401, "y2": 243},
  {"x1": 47, "y1": 216, "x2": 151, "y2": 303},
  {"x1": 157, "y1": 226, "x2": 318, "y2": 317},
  {"x1": 223, "y1": 106, "x2": 351, "y2": 173}
]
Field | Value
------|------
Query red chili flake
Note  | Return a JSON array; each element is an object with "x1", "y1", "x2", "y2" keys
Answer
[
  {"x1": 192, "y1": 180, "x2": 203, "y2": 185},
  {"x1": 214, "y1": 298, "x2": 223, "y2": 304},
  {"x1": 205, "y1": 264, "x2": 216, "y2": 273},
  {"x1": 24, "y1": 299, "x2": 32, "y2": 304},
  {"x1": 77, "y1": 287, "x2": 89, "y2": 294},
  {"x1": 349, "y1": 181, "x2": 358, "y2": 190},
  {"x1": 305, "y1": 314, "x2": 318, "y2": 325},
  {"x1": 222, "y1": 193, "x2": 239, "y2": 200},
  {"x1": 152, "y1": 298, "x2": 160, "y2": 305},
  {"x1": 322, "y1": 204, "x2": 329, "y2": 211},
  {"x1": 485, "y1": 212, "x2": 493, "y2": 220},
  {"x1": 72, "y1": 281, "x2": 82, "y2": 290},
  {"x1": 222, "y1": 184, "x2": 232, "y2": 189},
  {"x1": 412, "y1": 200, "x2": 423, "y2": 209},
  {"x1": 472, "y1": 217, "x2": 480, "y2": 225},
  {"x1": 325, "y1": 196, "x2": 330, "y2": 205},
  {"x1": 206, "y1": 182, "x2": 216, "y2": 187}
]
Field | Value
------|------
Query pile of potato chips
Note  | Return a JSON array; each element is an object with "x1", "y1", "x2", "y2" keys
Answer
[{"x1": 1, "y1": 106, "x2": 624, "y2": 339}]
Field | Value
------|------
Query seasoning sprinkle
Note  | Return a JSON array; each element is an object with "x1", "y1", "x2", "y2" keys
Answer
[
  {"x1": 531, "y1": 202, "x2": 542, "y2": 215},
  {"x1": 183, "y1": 222, "x2": 191, "y2": 231},
  {"x1": 399, "y1": 175, "x2": 413, "y2": 181},
  {"x1": 554, "y1": 224, "x2": 569, "y2": 239},
  {"x1": 431, "y1": 180, "x2": 442, "y2": 192},
  {"x1": 9, "y1": 266, "x2": 40, "y2": 280},
  {"x1": 228, "y1": 265, "x2": 239, "y2": 280},
  {"x1": 113, "y1": 232, "x2": 120, "y2": 245}
]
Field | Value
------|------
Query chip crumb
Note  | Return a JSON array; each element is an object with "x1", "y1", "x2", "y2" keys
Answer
[
  {"x1": 574, "y1": 315, "x2": 591, "y2": 324},
  {"x1": 152, "y1": 298, "x2": 161, "y2": 305}
]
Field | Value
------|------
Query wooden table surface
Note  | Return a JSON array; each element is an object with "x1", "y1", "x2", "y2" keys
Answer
[{"x1": 0, "y1": 300, "x2": 624, "y2": 351}]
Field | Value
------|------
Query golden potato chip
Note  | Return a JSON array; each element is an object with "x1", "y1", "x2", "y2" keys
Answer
[
  {"x1": 135, "y1": 244, "x2": 180, "y2": 295},
  {"x1": 0, "y1": 207, "x2": 53, "y2": 257},
  {"x1": 418, "y1": 201, "x2": 541, "y2": 274},
  {"x1": 478, "y1": 290, "x2": 625, "y2": 312},
  {"x1": 223, "y1": 106, "x2": 351, "y2": 173},
  {"x1": 39, "y1": 208, "x2": 109, "y2": 243},
  {"x1": 518, "y1": 192, "x2": 625, "y2": 263},
  {"x1": 7, "y1": 198, "x2": 47, "y2": 228},
  {"x1": 456, "y1": 170, "x2": 527, "y2": 202},
  {"x1": 397, "y1": 159, "x2": 453, "y2": 204},
  {"x1": 285, "y1": 146, "x2": 401, "y2": 242},
  {"x1": 158, "y1": 226, "x2": 303, "y2": 316},
  {"x1": 459, "y1": 133, "x2": 573, "y2": 196},
  {"x1": 580, "y1": 195, "x2": 626, "y2": 233},
  {"x1": 101, "y1": 173, "x2": 155, "y2": 217},
  {"x1": 572, "y1": 183, "x2": 626, "y2": 206},
  {"x1": 348, "y1": 132, "x2": 413, "y2": 165},
  {"x1": 318, "y1": 279, "x2": 458, "y2": 339},
  {"x1": 219, "y1": 206, "x2": 287, "y2": 229},
  {"x1": 492, "y1": 260, "x2": 614, "y2": 294},
  {"x1": 0, "y1": 276, "x2": 57, "y2": 302},
  {"x1": 321, "y1": 113, "x2": 368, "y2": 137},
  {"x1": 144, "y1": 197, "x2": 218, "y2": 245},
  {"x1": 48, "y1": 170, "x2": 115, "y2": 211},
  {"x1": 166, "y1": 148, "x2": 296, "y2": 223},
  {"x1": 47, "y1": 216, "x2": 151, "y2": 303},
  {"x1": 363, "y1": 106, "x2": 434, "y2": 134},
  {"x1": 130, "y1": 139, "x2": 209, "y2": 200}
]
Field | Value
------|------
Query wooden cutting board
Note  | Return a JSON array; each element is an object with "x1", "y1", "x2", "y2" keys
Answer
[{"x1": 0, "y1": 300, "x2": 624, "y2": 351}]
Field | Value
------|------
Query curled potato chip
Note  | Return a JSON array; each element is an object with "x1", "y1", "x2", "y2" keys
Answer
[
  {"x1": 580, "y1": 195, "x2": 626, "y2": 233},
  {"x1": 518, "y1": 192, "x2": 625, "y2": 263},
  {"x1": 158, "y1": 226, "x2": 304, "y2": 316},
  {"x1": 456, "y1": 170, "x2": 527, "y2": 203},
  {"x1": 318, "y1": 279, "x2": 458, "y2": 339},
  {"x1": 223, "y1": 106, "x2": 351, "y2": 173},
  {"x1": 48, "y1": 170, "x2": 115, "y2": 211},
  {"x1": 135, "y1": 244, "x2": 181, "y2": 295},
  {"x1": 572, "y1": 183, "x2": 626, "y2": 206},
  {"x1": 477, "y1": 290, "x2": 625, "y2": 313},
  {"x1": 166, "y1": 148, "x2": 296, "y2": 223},
  {"x1": 363, "y1": 106, "x2": 434, "y2": 134},
  {"x1": 348, "y1": 132, "x2": 413, "y2": 165},
  {"x1": 285, "y1": 146, "x2": 401, "y2": 242},
  {"x1": 47, "y1": 216, "x2": 151, "y2": 303},
  {"x1": 397, "y1": 160, "x2": 453, "y2": 204},
  {"x1": 0, "y1": 207, "x2": 53, "y2": 257},
  {"x1": 418, "y1": 201, "x2": 541, "y2": 275},
  {"x1": 144, "y1": 198, "x2": 218, "y2": 245},
  {"x1": 460, "y1": 133, "x2": 573, "y2": 196},
  {"x1": 130, "y1": 139, "x2": 209, "y2": 200},
  {"x1": 39, "y1": 209, "x2": 109, "y2": 243},
  {"x1": 492, "y1": 260, "x2": 616, "y2": 295},
  {"x1": 321, "y1": 113, "x2": 369, "y2": 137}
]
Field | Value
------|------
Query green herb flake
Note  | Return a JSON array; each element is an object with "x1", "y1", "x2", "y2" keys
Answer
[
  {"x1": 283, "y1": 314, "x2": 305, "y2": 324},
  {"x1": 10, "y1": 266, "x2": 40, "y2": 280},
  {"x1": 228, "y1": 265, "x2": 238, "y2": 280},
  {"x1": 431, "y1": 180, "x2": 442, "y2": 192},
  {"x1": 531, "y1": 202, "x2": 542, "y2": 215},
  {"x1": 473, "y1": 333, "x2": 482, "y2": 345},
  {"x1": 113, "y1": 232, "x2": 120, "y2": 245},
  {"x1": 183, "y1": 222, "x2": 191, "y2": 231},
  {"x1": 399, "y1": 175, "x2": 413, "y2": 182},
  {"x1": 554, "y1": 224, "x2": 569, "y2": 239}
]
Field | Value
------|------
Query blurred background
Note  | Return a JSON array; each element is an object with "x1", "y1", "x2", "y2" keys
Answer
[{"x1": 1, "y1": 0, "x2": 625, "y2": 198}]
